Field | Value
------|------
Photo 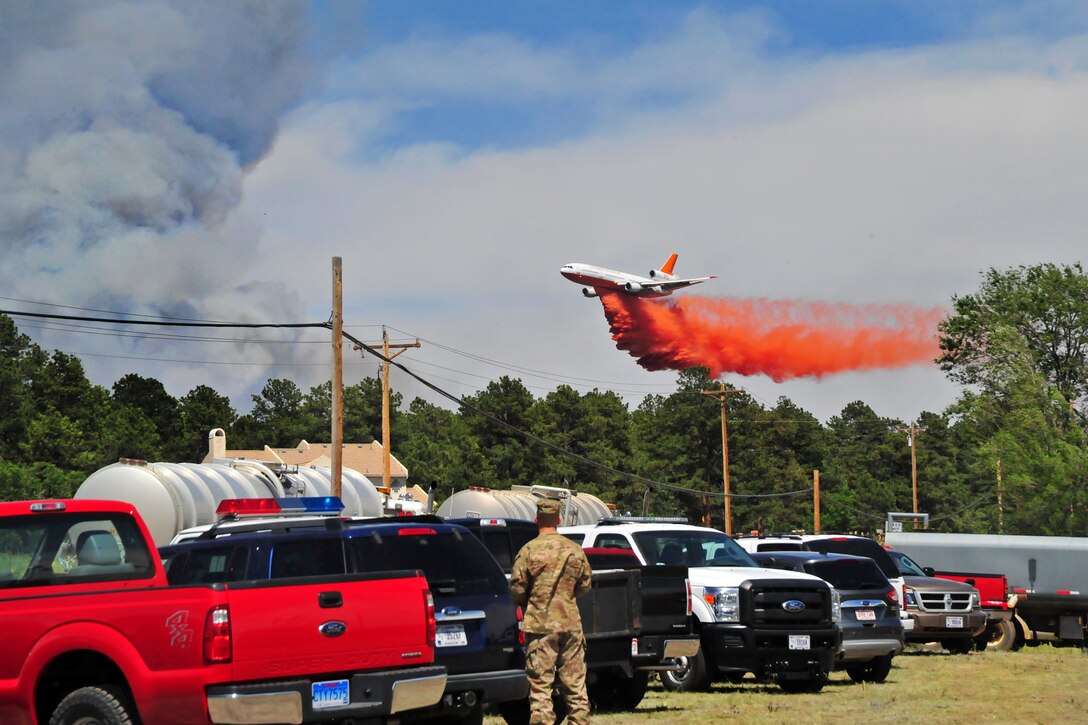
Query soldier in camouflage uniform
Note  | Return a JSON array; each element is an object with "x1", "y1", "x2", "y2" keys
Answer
[{"x1": 510, "y1": 497, "x2": 593, "y2": 725}]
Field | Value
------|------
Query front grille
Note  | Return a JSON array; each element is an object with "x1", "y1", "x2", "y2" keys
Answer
[
  {"x1": 917, "y1": 591, "x2": 974, "y2": 612},
  {"x1": 745, "y1": 580, "x2": 829, "y2": 627}
]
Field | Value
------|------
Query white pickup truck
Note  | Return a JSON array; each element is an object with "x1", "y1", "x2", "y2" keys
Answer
[{"x1": 560, "y1": 519, "x2": 842, "y2": 693}]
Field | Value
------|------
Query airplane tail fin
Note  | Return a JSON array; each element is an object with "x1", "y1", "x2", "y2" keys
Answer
[{"x1": 659, "y1": 253, "x2": 678, "y2": 275}]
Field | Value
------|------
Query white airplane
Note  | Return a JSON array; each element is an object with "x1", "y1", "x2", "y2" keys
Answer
[{"x1": 560, "y1": 254, "x2": 716, "y2": 298}]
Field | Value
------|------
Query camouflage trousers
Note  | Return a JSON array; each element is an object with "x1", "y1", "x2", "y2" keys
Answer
[{"x1": 525, "y1": 631, "x2": 590, "y2": 725}]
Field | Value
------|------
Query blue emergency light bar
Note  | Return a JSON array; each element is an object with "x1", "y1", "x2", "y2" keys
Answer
[{"x1": 215, "y1": 497, "x2": 345, "y2": 517}]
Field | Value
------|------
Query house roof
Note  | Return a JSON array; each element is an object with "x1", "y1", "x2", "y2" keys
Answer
[{"x1": 207, "y1": 439, "x2": 408, "y2": 479}]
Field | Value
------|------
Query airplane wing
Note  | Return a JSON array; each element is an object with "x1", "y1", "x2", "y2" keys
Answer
[{"x1": 654, "y1": 275, "x2": 716, "y2": 291}]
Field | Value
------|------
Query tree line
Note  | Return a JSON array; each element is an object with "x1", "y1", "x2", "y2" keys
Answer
[{"x1": 1, "y1": 263, "x2": 1085, "y2": 537}]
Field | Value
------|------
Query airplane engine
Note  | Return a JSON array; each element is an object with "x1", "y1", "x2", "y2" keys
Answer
[
  {"x1": 648, "y1": 269, "x2": 658, "y2": 278},
  {"x1": 624, "y1": 282, "x2": 643, "y2": 293},
  {"x1": 582, "y1": 287, "x2": 599, "y2": 298}
]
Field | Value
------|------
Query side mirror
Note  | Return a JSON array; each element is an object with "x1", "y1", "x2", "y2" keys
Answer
[{"x1": 922, "y1": 566, "x2": 935, "y2": 577}]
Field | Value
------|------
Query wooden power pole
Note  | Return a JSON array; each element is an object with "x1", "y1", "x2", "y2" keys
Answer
[
  {"x1": 813, "y1": 469, "x2": 821, "y2": 534},
  {"x1": 898, "y1": 421, "x2": 926, "y2": 520},
  {"x1": 331, "y1": 258, "x2": 343, "y2": 498},
  {"x1": 702, "y1": 383, "x2": 742, "y2": 535},
  {"x1": 380, "y1": 328, "x2": 420, "y2": 490}
]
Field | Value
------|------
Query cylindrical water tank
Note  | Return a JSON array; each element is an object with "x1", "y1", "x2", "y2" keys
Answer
[
  {"x1": 436, "y1": 485, "x2": 612, "y2": 526},
  {"x1": 76, "y1": 459, "x2": 384, "y2": 546}
]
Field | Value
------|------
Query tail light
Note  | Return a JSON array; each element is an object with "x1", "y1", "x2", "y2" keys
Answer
[
  {"x1": 203, "y1": 605, "x2": 232, "y2": 663},
  {"x1": 424, "y1": 588, "x2": 436, "y2": 647},
  {"x1": 685, "y1": 579, "x2": 693, "y2": 617},
  {"x1": 516, "y1": 606, "x2": 525, "y2": 646}
]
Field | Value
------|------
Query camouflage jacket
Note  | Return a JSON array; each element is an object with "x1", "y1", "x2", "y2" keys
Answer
[{"x1": 510, "y1": 532, "x2": 593, "y2": 634}]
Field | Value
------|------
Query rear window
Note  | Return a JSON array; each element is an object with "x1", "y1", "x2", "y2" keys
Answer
[
  {"x1": 807, "y1": 559, "x2": 890, "y2": 590},
  {"x1": 1, "y1": 513, "x2": 155, "y2": 588},
  {"x1": 349, "y1": 530, "x2": 507, "y2": 596},
  {"x1": 757, "y1": 543, "x2": 804, "y2": 552},
  {"x1": 805, "y1": 538, "x2": 899, "y2": 579}
]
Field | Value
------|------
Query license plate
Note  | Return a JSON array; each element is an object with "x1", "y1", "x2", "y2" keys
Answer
[
  {"x1": 436, "y1": 623, "x2": 468, "y2": 647},
  {"x1": 946, "y1": 616, "x2": 964, "y2": 628},
  {"x1": 855, "y1": 608, "x2": 876, "y2": 621},
  {"x1": 312, "y1": 679, "x2": 349, "y2": 710},
  {"x1": 788, "y1": 635, "x2": 810, "y2": 650}
]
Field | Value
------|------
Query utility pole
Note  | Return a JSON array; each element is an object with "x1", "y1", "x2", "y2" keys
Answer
[
  {"x1": 331, "y1": 258, "x2": 343, "y2": 499},
  {"x1": 813, "y1": 469, "x2": 821, "y2": 534},
  {"x1": 701, "y1": 383, "x2": 743, "y2": 535},
  {"x1": 380, "y1": 328, "x2": 420, "y2": 491},
  {"x1": 897, "y1": 421, "x2": 927, "y2": 524}
]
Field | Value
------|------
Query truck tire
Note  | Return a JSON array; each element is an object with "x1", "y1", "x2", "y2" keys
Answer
[
  {"x1": 49, "y1": 685, "x2": 135, "y2": 725},
  {"x1": 659, "y1": 650, "x2": 711, "y2": 692},
  {"x1": 589, "y1": 671, "x2": 648, "y2": 712},
  {"x1": 777, "y1": 675, "x2": 826, "y2": 694},
  {"x1": 978, "y1": 619, "x2": 1017, "y2": 651},
  {"x1": 941, "y1": 638, "x2": 973, "y2": 655}
]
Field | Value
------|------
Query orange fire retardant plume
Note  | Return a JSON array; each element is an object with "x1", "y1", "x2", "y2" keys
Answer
[{"x1": 599, "y1": 292, "x2": 944, "y2": 381}]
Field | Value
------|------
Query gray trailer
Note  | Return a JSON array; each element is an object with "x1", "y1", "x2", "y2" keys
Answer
[{"x1": 885, "y1": 531, "x2": 1088, "y2": 648}]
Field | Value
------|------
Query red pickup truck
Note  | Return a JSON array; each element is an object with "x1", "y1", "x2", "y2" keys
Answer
[{"x1": 0, "y1": 499, "x2": 446, "y2": 725}]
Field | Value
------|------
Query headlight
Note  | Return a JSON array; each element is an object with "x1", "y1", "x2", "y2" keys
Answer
[
  {"x1": 903, "y1": 586, "x2": 917, "y2": 609},
  {"x1": 831, "y1": 587, "x2": 842, "y2": 623},
  {"x1": 971, "y1": 590, "x2": 980, "y2": 608},
  {"x1": 703, "y1": 587, "x2": 740, "y2": 622}
]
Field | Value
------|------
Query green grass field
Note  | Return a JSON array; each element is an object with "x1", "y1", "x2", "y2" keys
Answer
[{"x1": 490, "y1": 645, "x2": 1088, "y2": 724}]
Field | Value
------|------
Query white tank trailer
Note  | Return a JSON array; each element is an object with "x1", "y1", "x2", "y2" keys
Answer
[
  {"x1": 75, "y1": 458, "x2": 385, "y2": 547},
  {"x1": 435, "y1": 484, "x2": 613, "y2": 526}
]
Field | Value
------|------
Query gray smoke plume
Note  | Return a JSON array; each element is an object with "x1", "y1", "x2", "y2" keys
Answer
[{"x1": 0, "y1": 0, "x2": 324, "y2": 401}]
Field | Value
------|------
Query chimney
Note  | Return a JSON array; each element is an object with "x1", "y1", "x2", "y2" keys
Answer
[{"x1": 208, "y1": 428, "x2": 227, "y2": 460}]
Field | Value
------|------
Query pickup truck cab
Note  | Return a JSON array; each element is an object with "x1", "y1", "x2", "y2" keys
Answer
[
  {"x1": 164, "y1": 509, "x2": 527, "y2": 724},
  {"x1": 0, "y1": 498, "x2": 445, "y2": 725},
  {"x1": 560, "y1": 519, "x2": 841, "y2": 693}
]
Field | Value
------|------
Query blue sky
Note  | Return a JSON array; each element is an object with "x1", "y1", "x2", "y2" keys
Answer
[{"x1": 6, "y1": 1, "x2": 1088, "y2": 424}]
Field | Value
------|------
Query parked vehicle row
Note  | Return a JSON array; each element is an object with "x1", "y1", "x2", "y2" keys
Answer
[
  {"x1": 1, "y1": 492, "x2": 1010, "y2": 725},
  {"x1": 734, "y1": 532, "x2": 987, "y2": 653}
]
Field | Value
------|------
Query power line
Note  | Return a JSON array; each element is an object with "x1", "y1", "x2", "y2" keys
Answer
[{"x1": 4, "y1": 306, "x2": 804, "y2": 501}]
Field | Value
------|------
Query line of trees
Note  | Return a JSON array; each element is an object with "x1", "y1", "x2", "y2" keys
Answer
[{"x1": 1, "y1": 263, "x2": 1085, "y2": 536}]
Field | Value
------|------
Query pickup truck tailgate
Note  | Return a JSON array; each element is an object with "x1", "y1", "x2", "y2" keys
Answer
[{"x1": 226, "y1": 571, "x2": 433, "y2": 682}]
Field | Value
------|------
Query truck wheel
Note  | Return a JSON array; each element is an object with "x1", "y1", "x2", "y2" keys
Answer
[
  {"x1": 49, "y1": 685, "x2": 135, "y2": 725},
  {"x1": 980, "y1": 620, "x2": 1017, "y2": 651},
  {"x1": 497, "y1": 697, "x2": 529, "y2": 725},
  {"x1": 659, "y1": 651, "x2": 711, "y2": 692},
  {"x1": 942, "y1": 638, "x2": 973, "y2": 655},
  {"x1": 614, "y1": 672, "x2": 648, "y2": 710},
  {"x1": 778, "y1": 675, "x2": 826, "y2": 694}
]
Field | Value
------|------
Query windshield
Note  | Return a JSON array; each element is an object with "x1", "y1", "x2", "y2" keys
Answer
[
  {"x1": 632, "y1": 530, "x2": 756, "y2": 567},
  {"x1": 889, "y1": 550, "x2": 928, "y2": 577}
]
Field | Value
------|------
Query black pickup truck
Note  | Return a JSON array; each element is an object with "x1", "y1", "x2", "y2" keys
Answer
[{"x1": 447, "y1": 518, "x2": 699, "y2": 716}]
